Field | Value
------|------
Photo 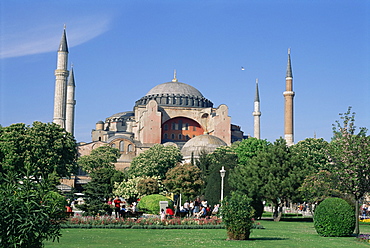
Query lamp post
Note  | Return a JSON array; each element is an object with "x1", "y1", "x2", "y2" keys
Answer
[{"x1": 220, "y1": 166, "x2": 226, "y2": 202}]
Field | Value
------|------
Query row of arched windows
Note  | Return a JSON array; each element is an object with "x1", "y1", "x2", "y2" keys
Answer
[
  {"x1": 163, "y1": 133, "x2": 195, "y2": 140},
  {"x1": 111, "y1": 141, "x2": 133, "y2": 152}
]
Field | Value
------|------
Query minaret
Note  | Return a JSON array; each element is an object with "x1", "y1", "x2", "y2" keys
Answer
[
  {"x1": 53, "y1": 26, "x2": 69, "y2": 128},
  {"x1": 253, "y1": 78, "x2": 261, "y2": 139},
  {"x1": 65, "y1": 65, "x2": 76, "y2": 135},
  {"x1": 283, "y1": 48, "x2": 295, "y2": 146}
]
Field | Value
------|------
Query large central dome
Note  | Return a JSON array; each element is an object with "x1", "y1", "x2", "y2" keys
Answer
[
  {"x1": 135, "y1": 76, "x2": 213, "y2": 108},
  {"x1": 145, "y1": 81, "x2": 204, "y2": 98}
]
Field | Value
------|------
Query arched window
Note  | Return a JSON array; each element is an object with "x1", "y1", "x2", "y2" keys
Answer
[
  {"x1": 171, "y1": 134, "x2": 175, "y2": 140},
  {"x1": 178, "y1": 134, "x2": 182, "y2": 140},
  {"x1": 119, "y1": 141, "x2": 124, "y2": 152},
  {"x1": 164, "y1": 124, "x2": 168, "y2": 131},
  {"x1": 127, "y1": 144, "x2": 133, "y2": 152},
  {"x1": 164, "y1": 133, "x2": 168, "y2": 139},
  {"x1": 111, "y1": 143, "x2": 116, "y2": 148}
]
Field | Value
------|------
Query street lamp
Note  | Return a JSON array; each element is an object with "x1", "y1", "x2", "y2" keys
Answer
[{"x1": 220, "y1": 166, "x2": 226, "y2": 202}]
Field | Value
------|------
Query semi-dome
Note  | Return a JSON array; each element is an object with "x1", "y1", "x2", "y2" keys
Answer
[
  {"x1": 181, "y1": 134, "x2": 227, "y2": 160},
  {"x1": 135, "y1": 76, "x2": 213, "y2": 108}
]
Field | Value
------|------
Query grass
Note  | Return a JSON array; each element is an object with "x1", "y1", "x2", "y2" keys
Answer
[{"x1": 44, "y1": 220, "x2": 370, "y2": 248}]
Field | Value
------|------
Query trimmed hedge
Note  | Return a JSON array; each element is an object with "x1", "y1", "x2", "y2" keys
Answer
[
  {"x1": 314, "y1": 197, "x2": 355, "y2": 237},
  {"x1": 138, "y1": 194, "x2": 173, "y2": 214}
]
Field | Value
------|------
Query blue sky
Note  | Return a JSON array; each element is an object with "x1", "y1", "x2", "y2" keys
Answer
[{"x1": 1, "y1": 0, "x2": 369, "y2": 143}]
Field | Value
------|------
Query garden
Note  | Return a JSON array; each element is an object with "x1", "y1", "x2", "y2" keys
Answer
[{"x1": 44, "y1": 219, "x2": 370, "y2": 247}]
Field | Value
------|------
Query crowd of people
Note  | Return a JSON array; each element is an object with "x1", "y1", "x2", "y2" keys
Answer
[{"x1": 110, "y1": 196, "x2": 139, "y2": 218}]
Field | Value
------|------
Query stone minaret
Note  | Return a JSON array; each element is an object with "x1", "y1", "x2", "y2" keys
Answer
[
  {"x1": 253, "y1": 78, "x2": 261, "y2": 139},
  {"x1": 283, "y1": 48, "x2": 295, "y2": 146},
  {"x1": 65, "y1": 65, "x2": 76, "y2": 135},
  {"x1": 53, "y1": 26, "x2": 69, "y2": 128}
]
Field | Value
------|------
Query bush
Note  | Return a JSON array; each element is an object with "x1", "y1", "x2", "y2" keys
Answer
[
  {"x1": 221, "y1": 192, "x2": 255, "y2": 240},
  {"x1": 314, "y1": 197, "x2": 355, "y2": 237},
  {"x1": 138, "y1": 194, "x2": 172, "y2": 214}
]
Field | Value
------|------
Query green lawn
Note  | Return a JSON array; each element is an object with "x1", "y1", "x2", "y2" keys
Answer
[{"x1": 44, "y1": 220, "x2": 370, "y2": 247}]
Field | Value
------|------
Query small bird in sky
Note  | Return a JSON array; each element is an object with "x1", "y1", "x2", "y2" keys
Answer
[{"x1": 241, "y1": 67, "x2": 245, "y2": 70}]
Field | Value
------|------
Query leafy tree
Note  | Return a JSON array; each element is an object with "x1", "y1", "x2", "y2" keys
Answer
[
  {"x1": 203, "y1": 146, "x2": 238, "y2": 205},
  {"x1": 78, "y1": 146, "x2": 120, "y2": 173},
  {"x1": 163, "y1": 163, "x2": 204, "y2": 200},
  {"x1": 329, "y1": 107, "x2": 370, "y2": 235},
  {"x1": 298, "y1": 170, "x2": 342, "y2": 203},
  {"x1": 78, "y1": 168, "x2": 116, "y2": 216},
  {"x1": 233, "y1": 138, "x2": 270, "y2": 166},
  {"x1": 128, "y1": 144, "x2": 182, "y2": 179},
  {"x1": 114, "y1": 177, "x2": 143, "y2": 201},
  {"x1": 230, "y1": 138, "x2": 308, "y2": 221},
  {"x1": 137, "y1": 178, "x2": 160, "y2": 196},
  {"x1": 0, "y1": 122, "x2": 77, "y2": 181},
  {"x1": 291, "y1": 138, "x2": 330, "y2": 171},
  {"x1": 0, "y1": 122, "x2": 77, "y2": 247},
  {"x1": 221, "y1": 192, "x2": 255, "y2": 240},
  {"x1": 290, "y1": 138, "x2": 331, "y2": 202}
]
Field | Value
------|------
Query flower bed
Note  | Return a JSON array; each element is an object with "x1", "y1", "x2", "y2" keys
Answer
[
  {"x1": 62, "y1": 215, "x2": 264, "y2": 229},
  {"x1": 357, "y1": 234, "x2": 370, "y2": 243}
]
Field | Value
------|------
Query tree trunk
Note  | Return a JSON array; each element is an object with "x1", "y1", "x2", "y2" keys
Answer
[
  {"x1": 355, "y1": 199, "x2": 359, "y2": 236},
  {"x1": 273, "y1": 204, "x2": 282, "y2": 221}
]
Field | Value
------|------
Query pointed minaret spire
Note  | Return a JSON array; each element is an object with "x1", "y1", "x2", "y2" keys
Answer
[
  {"x1": 53, "y1": 26, "x2": 70, "y2": 128},
  {"x1": 59, "y1": 25, "x2": 69, "y2": 53},
  {"x1": 253, "y1": 78, "x2": 261, "y2": 139},
  {"x1": 172, "y1": 69, "x2": 178, "y2": 82},
  {"x1": 65, "y1": 65, "x2": 76, "y2": 135},
  {"x1": 283, "y1": 48, "x2": 295, "y2": 146}
]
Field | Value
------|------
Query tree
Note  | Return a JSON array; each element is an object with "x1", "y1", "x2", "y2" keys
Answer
[
  {"x1": 128, "y1": 144, "x2": 182, "y2": 179},
  {"x1": 230, "y1": 138, "x2": 308, "y2": 221},
  {"x1": 78, "y1": 146, "x2": 120, "y2": 173},
  {"x1": 290, "y1": 138, "x2": 331, "y2": 203},
  {"x1": 137, "y1": 178, "x2": 160, "y2": 196},
  {"x1": 0, "y1": 122, "x2": 77, "y2": 181},
  {"x1": 203, "y1": 146, "x2": 238, "y2": 205},
  {"x1": 163, "y1": 163, "x2": 204, "y2": 200},
  {"x1": 290, "y1": 138, "x2": 330, "y2": 171},
  {"x1": 0, "y1": 122, "x2": 77, "y2": 247},
  {"x1": 233, "y1": 138, "x2": 270, "y2": 166},
  {"x1": 298, "y1": 170, "x2": 342, "y2": 203},
  {"x1": 78, "y1": 168, "x2": 116, "y2": 216},
  {"x1": 329, "y1": 107, "x2": 370, "y2": 235}
]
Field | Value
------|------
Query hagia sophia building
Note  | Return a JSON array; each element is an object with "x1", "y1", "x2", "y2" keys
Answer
[{"x1": 53, "y1": 27, "x2": 295, "y2": 174}]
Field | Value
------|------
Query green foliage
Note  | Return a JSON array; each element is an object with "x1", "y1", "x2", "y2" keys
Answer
[
  {"x1": 291, "y1": 138, "x2": 330, "y2": 171},
  {"x1": 163, "y1": 163, "x2": 204, "y2": 200},
  {"x1": 138, "y1": 194, "x2": 173, "y2": 214},
  {"x1": 78, "y1": 146, "x2": 120, "y2": 173},
  {"x1": 0, "y1": 122, "x2": 77, "y2": 180},
  {"x1": 203, "y1": 146, "x2": 238, "y2": 205},
  {"x1": 0, "y1": 122, "x2": 77, "y2": 247},
  {"x1": 299, "y1": 170, "x2": 342, "y2": 202},
  {"x1": 0, "y1": 173, "x2": 67, "y2": 248},
  {"x1": 114, "y1": 177, "x2": 144, "y2": 200},
  {"x1": 233, "y1": 137, "x2": 270, "y2": 166},
  {"x1": 128, "y1": 144, "x2": 182, "y2": 179},
  {"x1": 79, "y1": 168, "x2": 116, "y2": 216},
  {"x1": 230, "y1": 138, "x2": 308, "y2": 221},
  {"x1": 329, "y1": 107, "x2": 370, "y2": 235},
  {"x1": 137, "y1": 178, "x2": 160, "y2": 196},
  {"x1": 314, "y1": 197, "x2": 355, "y2": 237},
  {"x1": 221, "y1": 192, "x2": 255, "y2": 240}
]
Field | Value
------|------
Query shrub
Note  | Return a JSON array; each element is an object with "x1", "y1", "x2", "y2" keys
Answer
[
  {"x1": 221, "y1": 192, "x2": 255, "y2": 240},
  {"x1": 314, "y1": 197, "x2": 355, "y2": 237},
  {"x1": 138, "y1": 194, "x2": 173, "y2": 214}
]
